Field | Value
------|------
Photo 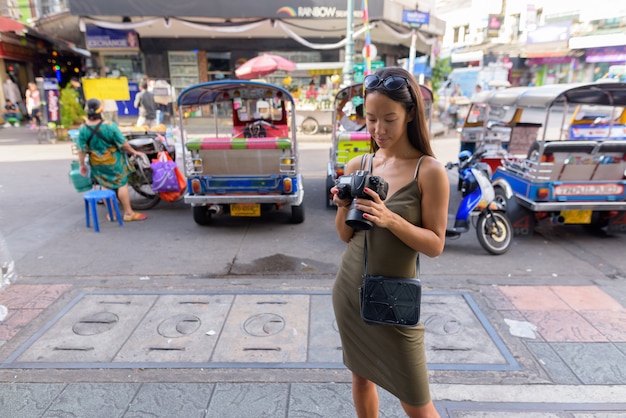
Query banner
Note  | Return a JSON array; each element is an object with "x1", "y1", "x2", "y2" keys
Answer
[{"x1": 82, "y1": 77, "x2": 131, "y2": 101}]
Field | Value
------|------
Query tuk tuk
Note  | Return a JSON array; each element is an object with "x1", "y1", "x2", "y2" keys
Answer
[
  {"x1": 459, "y1": 87, "x2": 532, "y2": 156},
  {"x1": 490, "y1": 82, "x2": 626, "y2": 235},
  {"x1": 324, "y1": 82, "x2": 433, "y2": 207},
  {"x1": 177, "y1": 80, "x2": 304, "y2": 225}
]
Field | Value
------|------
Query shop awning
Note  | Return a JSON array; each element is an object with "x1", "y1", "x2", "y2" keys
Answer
[
  {"x1": 569, "y1": 33, "x2": 626, "y2": 50},
  {"x1": 295, "y1": 62, "x2": 343, "y2": 76},
  {"x1": 451, "y1": 50, "x2": 484, "y2": 64},
  {"x1": 0, "y1": 16, "x2": 26, "y2": 33},
  {"x1": 33, "y1": 30, "x2": 91, "y2": 57},
  {"x1": 0, "y1": 16, "x2": 90, "y2": 57},
  {"x1": 522, "y1": 41, "x2": 570, "y2": 59}
]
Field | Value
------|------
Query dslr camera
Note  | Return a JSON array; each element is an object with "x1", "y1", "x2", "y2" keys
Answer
[{"x1": 335, "y1": 170, "x2": 389, "y2": 230}]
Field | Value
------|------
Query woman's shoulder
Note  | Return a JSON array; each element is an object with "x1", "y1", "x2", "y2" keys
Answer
[
  {"x1": 345, "y1": 153, "x2": 372, "y2": 172},
  {"x1": 418, "y1": 154, "x2": 445, "y2": 173}
]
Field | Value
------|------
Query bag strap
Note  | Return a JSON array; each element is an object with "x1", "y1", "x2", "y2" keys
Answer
[{"x1": 83, "y1": 120, "x2": 104, "y2": 150}]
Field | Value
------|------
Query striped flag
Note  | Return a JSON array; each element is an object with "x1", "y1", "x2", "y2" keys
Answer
[{"x1": 362, "y1": 0, "x2": 371, "y2": 76}]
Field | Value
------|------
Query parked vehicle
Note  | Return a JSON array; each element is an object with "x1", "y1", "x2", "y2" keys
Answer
[
  {"x1": 295, "y1": 106, "x2": 333, "y2": 135},
  {"x1": 458, "y1": 86, "x2": 531, "y2": 156},
  {"x1": 125, "y1": 130, "x2": 177, "y2": 210},
  {"x1": 176, "y1": 80, "x2": 304, "y2": 225},
  {"x1": 324, "y1": 82, "x2": 433, "y2": 207},
  {"x1": 489, "y1": 82, "x2": 626, "y2": 235},
  {"x1": 445, "y1": 149, "x2": 513, "y2": 255}
]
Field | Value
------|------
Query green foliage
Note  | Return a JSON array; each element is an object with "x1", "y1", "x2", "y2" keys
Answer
[
  {"x1": 431, "y1": 57, "x2": 452, "y2": 105},
  {"x1": 59, "y1": 85, "x2": 85, "y2": 128}
]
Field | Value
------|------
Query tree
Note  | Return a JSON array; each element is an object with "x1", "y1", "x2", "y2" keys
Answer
[{"x1": 431, "y1": 56, "x2": 452, "y2": 102}]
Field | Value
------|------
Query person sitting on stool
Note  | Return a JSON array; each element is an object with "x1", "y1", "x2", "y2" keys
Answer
[{"x1": 3, "y1": 99, "x2": 21, "y2": 127}]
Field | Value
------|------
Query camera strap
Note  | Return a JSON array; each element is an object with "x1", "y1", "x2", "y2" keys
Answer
[{"x1": 358, "y1": 153, "x2": 376, "y2": 169}]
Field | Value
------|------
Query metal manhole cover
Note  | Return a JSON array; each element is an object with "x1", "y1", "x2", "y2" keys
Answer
[
  {"x1": 72, "y1": 312, "x2": 119, "y2": 336},
  {"x1": 243, "y1": 313, "x2": 285, "y2": 336},
  {"x1": 157, "y1": 314, "x2": 201, "y2": 338}
]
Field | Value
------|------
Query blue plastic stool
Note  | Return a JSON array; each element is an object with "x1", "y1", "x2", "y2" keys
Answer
[{"x1": 83, "y1": 189, "x2": 123, "y2": 232}]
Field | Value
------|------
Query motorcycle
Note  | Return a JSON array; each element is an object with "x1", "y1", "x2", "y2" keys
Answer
[
  {"x1": 125, "y1": 131, "x2": 177, "y2": 210},
  {"x1": 445, "y1": 149, "x2": 513, "y2": 255}
]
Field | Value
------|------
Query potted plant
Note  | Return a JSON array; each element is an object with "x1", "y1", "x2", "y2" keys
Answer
[{"x1": 57, "y1": 84, "x2": 85, "y2": 140}]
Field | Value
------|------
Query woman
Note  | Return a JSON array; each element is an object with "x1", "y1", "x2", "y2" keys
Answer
[
  {"x1": 76, "y1": 98, "x2": 148, "y2": 222},
  {"x1": 331, "y1": 67, "x2": 449, "y2": 418},
  {"x1": 25, "y1": 82, "x2": 41, "y2": 129}
]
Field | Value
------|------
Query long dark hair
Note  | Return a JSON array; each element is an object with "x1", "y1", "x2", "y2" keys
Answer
[{"x1": 364, "y1": 67, "x2": 433, "y2": 157}]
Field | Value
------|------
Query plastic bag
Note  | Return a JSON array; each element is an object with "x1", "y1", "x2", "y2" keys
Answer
[
  {"x1": 159, "y1": 165, "x2": 186, "y2": 202},
  {"x1": 150, "y1": 151, "x2": 180, "y2": 192}
]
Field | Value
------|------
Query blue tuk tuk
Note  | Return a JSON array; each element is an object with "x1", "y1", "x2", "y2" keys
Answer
[{"x1": 177, "y1": 80, "x2": 304, "y2": 225}]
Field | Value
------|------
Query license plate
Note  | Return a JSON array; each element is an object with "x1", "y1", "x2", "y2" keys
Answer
[
  {"x1": 560, "y1": 210, "x2": 592, "y2": 224},
  {"x1": 230, "y1": 203, "x2": 261, "y2": 217}
]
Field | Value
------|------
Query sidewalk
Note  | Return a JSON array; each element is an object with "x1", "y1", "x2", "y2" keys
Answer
[{"x1": 1, "y1": 123, "x2": 625, "y2": 417}]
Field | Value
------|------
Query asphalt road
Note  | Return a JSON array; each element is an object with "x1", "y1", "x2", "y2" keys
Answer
[{"x1": 1, "y1": 127, "x2": 625, "y2": 296}]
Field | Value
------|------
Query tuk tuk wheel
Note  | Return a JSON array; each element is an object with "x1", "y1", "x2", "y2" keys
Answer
[
  {"x1": 192, "y1": 205, "x2": 212, "y2": 226},
  {"x1": 325, "y1": 175, "x2": 335, "y2": 208},
  {"x1": 291, "y1": 204, "x2": 305, "y2": 224},
  {"x1": 301, "y1": 117, "x2": 319, "y2": 135}
]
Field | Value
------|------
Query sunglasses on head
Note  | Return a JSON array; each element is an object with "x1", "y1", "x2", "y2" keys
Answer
[{"x1": 363, "y1": 75, "x2": 409, "y2": 91}]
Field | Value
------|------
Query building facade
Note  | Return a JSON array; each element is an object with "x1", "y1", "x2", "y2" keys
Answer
[
  {"x1": 31, "y1": 0, "x2": 446, "y2": 96},
  {"x1": 436, "y1": 0, "x2": 626, "y2": 87}
]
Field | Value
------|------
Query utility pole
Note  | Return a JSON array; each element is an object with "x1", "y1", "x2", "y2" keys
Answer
[{"x1": 342, "y1": 0, "x2": 355, "y2": 86}]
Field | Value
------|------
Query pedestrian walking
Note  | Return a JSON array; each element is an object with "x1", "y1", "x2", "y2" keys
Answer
[
  {"x1": 134, "y1": 80, "x2": 157, "y2": 129},
  {"x1": 25, "y1": 82, "x2": 41, "y2": 129}
]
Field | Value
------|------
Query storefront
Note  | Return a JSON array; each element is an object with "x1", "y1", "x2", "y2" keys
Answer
[
  {"x1": 524, "y1": 22, "x2": 576, "y2": 86},
  {"x1": 66, "y1": 0, "x2": 443, "y2": 93},
  {"x1": 572, "y1": 44, "x2": 626, "y2": 82},
  {"x1": 569, "y1": 28, "x2": 626, "y2": 82},
  {"x1": 84, "y1": 25, "x2": 143, "y2": 116}
]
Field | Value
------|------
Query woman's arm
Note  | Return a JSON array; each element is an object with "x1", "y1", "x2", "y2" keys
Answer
[{"x1": 331, "y1": 156, "x2": 364, "y2": 242}]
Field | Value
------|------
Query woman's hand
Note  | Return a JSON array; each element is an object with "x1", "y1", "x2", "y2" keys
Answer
[
  {"x1": 353, "y1": 187, "x2": 395, "y2": 229},
  {"x1": 330, "y1": 186, "x2": 352, "y2": 208},
  {"x1": 79, "y1": 164, "x2": 88, "y2": 176}
]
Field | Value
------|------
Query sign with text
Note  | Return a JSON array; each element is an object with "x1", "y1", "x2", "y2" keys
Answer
[
  {"x1": 402, "y1": 10, "x2": 429, "y2": 27},
  {"x1": 85, "y1": 25, "x2": 139, "y2": 50}
]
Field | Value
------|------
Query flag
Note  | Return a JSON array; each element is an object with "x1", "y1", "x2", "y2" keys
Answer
[{"x1": 362, "y1": 0, "x2": 371, "y2": 76}]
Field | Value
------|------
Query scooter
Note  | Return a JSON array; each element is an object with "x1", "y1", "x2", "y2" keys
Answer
[
  {"x1": 126, "y1": 131, "x2": 177, "y2": 210},
  {"x1": 445, "y1": 150, "x2": 513, "y2": 255}
]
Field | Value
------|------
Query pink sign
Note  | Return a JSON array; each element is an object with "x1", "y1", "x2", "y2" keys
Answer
[{"x1": 46, "y1": 89, "x2": 60, "y2": 123}]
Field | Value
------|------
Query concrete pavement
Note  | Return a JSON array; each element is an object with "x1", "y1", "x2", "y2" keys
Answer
[{"x1": 1, "y1": 123, "x2": 626, "y2": 417}]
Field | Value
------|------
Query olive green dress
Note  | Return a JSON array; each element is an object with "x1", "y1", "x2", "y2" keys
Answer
[{"x1": 332, "y1": 155, "x2": 431, "y2": 406}]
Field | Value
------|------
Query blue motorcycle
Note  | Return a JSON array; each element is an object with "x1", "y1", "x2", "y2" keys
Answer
[{"x1": 445, "y1": 150, "x2": 513, "y2": 255}]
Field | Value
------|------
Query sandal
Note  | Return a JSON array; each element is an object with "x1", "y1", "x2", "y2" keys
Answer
[
  {"x1": 123, "y1": 212, "x2": 147, "y2": 222},
  {"x1": 105, "y1": 213, "x2": 117, "y2": 221}
]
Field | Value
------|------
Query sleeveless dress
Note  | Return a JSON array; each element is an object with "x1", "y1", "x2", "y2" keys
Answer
[{"x1": 332, "y1": 154, "x2": 431, "y2": 406}]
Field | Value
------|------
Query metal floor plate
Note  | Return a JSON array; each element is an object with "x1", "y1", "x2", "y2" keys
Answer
[{"x1": 1, "y1": 290, "x2": 519, "y2": 371}]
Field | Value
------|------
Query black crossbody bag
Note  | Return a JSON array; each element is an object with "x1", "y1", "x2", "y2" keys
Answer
[
  {"x1": 359, "y1": 235, "x2": 422, "y2": 327},
  {"x1": 357, "y1": 153, "x2": 422, "y2": 327}
]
